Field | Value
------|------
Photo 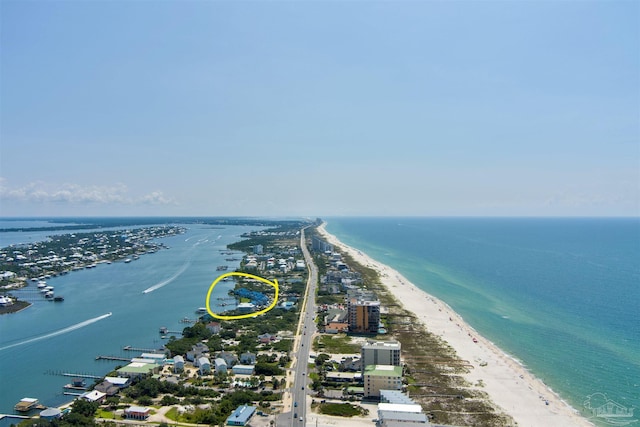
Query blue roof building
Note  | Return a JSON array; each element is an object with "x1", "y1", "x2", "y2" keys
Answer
[{"x1": 226, "y1": 405, "x2": 256, "y2": 426}]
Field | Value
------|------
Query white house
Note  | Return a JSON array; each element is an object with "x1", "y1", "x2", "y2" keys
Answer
[{"x1": 81, "y1": 390, "x2": 106, "y2": 403}]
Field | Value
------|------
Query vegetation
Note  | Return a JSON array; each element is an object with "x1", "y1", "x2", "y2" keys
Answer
[
  {"x1": 163, "y1": 389, "x2": 282, "y2": 425},
  {"x1": 318, "y1": 402, "x2": 367, "y2": 417},
  {"x1": 255, "y1": 361, "x2": 284, "y2": 376},
  {"x1": 313, "y1": 334, "x2": 360, "y2": 354},
  {"x1": 164, "y1": 322, "x2": 212, "y2": 356}
]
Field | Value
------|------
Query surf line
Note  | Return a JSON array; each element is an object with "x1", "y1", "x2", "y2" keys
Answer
[
  {"x1": 0, "y1": 312, "x2": 113, "y2": 352},
  {"x1": 142, "y1": 260, "x2": 191, "y2": 294}
]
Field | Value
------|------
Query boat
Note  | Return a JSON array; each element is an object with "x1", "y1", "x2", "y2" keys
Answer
[
  {"x1": 216, "y1": 265, "x2": 228, "y2": 271},
  {"x1": 37, "y1": 281, "x2": 47, "y2": 288},
  {"x1": 124, "y1": 258, "x2": 132, "y2": 263},
  {"x1": 45, "y1": 291, "x2": 54, "y2": 298},
  {"x1": 54, "y1": 296, "x2": 64, "y2": 302},
  {"x1": 196, "y1": 307, "x2": 207, "y2": 314}
]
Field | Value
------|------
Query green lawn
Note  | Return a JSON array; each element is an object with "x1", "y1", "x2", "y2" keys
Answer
[
  {"x1": 96, "y1": 409, "x2": 115, "y2": 419},
  {"x1": 314, "y1": 335, "x2": 360, "y2": 354}
]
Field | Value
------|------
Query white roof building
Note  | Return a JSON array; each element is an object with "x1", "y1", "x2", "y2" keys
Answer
[{"x1": 82, "y1": 390, "x2": 106, "y2": 402}]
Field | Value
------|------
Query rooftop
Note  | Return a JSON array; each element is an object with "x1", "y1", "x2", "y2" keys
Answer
[
  {"x1": 364, "y1": 365, "x2": 403, "y2": 377},
  {"x1": 363, "y1": 340, "x2": 401, "y2": 350},
  {"x1": 226, "y1": 404, "x2": 256, "y2": 424}
]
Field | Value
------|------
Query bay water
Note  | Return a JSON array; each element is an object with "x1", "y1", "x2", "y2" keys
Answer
[
  {"x1": 324, "y1": 217, "x2": 640, "y2": 425},
  {"x1": 0, "y1": 222, "x2": 258, "y2": 414}
]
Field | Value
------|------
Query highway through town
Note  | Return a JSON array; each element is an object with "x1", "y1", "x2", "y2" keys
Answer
[{"x1": 281, "y1": 227, "x2": 318, "y2": 426}]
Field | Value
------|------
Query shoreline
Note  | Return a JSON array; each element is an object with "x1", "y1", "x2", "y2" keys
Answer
[{"x1": 317, "y1": 223, "x2": 594, "y2": 427}]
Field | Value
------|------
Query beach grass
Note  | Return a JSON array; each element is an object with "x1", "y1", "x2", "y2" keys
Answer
[{"x1": 334, "y1": 239, "x2": 513, "y2": 426}]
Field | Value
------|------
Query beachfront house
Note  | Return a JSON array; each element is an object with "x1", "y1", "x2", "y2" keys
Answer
[
  {"x1": 377, "y1": 402, "x2": 430, "y2": 426},
  {"x1": 380, "y1": 389, "x2": 416, "y2": 405}
]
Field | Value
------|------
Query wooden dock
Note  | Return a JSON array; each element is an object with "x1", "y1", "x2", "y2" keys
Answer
[
  {"x1": 61, "y1": 372, "x2": 102, "y2": 379},
  {"x1": 123, "y1": 345, "x2": 164, "y2": 352},
  {"x1": 95, "y1": 355, "x2": 130, "y2": 362},
  {"x1": 45, "y1": 370, "x2": 102, "y2": 379}
]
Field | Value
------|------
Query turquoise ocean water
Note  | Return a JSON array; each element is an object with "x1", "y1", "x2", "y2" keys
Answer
[
  {"x1": 325, "y1": 217, "x2": 640, "y2": 425},
  {"x1": 0, "y1": 221, "x2": 259, "y2": 417},
  {"x1": 1, "y1": 218, "x2": 638, "y2": 426}
]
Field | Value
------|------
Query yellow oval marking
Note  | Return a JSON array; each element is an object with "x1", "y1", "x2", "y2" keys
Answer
[{"x1": 205, "y1": 272, "x2": 279, "y2": 320}]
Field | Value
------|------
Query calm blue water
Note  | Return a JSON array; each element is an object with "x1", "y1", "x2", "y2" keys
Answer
[
  {"x1": 0, "y1": 222, "x2": 258, "y2": 413},
  {"x1": 325, "y1": 217, "x2": 640, "y2": 425}
]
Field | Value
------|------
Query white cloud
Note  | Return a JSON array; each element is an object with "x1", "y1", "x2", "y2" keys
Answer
[{"x1": 0, "y1": 178, "x2": 176, "y2": 206}]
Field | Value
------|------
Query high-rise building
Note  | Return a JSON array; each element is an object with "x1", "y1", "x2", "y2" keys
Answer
[
  {"x1": 348, "y1": 296, "x2": 380, "y2": 334},
  {"x1": 311, "y1": 236, "x2": 333, "y2": 253},
  {"x1": 361, "y1": 340, "x2": 401, "y2": 372}
]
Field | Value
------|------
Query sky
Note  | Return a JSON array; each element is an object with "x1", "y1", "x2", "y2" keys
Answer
[{"x1": 1, "y1": 0, "x2": 638, "y2": 217}]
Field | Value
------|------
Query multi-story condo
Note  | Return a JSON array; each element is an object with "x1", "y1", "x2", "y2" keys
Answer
[
  {"x1": 361, "y1": 340, "x2": 401, "y2": 372},
  {"x1": 363, "y1": 365, "x2": 403, "y2": 398},
  {"x1": 348, "y1": 295, "x2": 380, "y2": 334}
]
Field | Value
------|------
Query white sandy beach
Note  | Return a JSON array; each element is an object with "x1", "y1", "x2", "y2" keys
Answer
[{"x1": 317, "y1": 224, "x2": 593, "y2": 427}]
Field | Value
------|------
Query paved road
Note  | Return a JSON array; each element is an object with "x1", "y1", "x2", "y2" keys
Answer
[{"x1": 281, "y1": 227, "x2": 318, "y2": 426}]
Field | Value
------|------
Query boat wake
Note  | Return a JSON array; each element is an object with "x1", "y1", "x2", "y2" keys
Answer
[
  {"x1": 0, "y1": 312, "x2": 113, "y2": 352},
  {"x1": 142, "y1": 260, "x2": 191, "y2": 294}
]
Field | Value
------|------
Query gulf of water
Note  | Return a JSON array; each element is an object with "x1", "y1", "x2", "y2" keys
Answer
[
  {"x1": 325, "y1": 217, "x2": 640, "y2": 425},
  {"x1": 0, "y1": 221, "x2": 259, "y2": 415}
]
